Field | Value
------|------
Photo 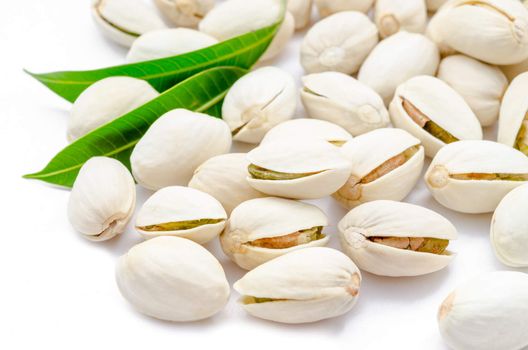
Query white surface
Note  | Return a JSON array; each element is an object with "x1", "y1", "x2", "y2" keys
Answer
[{"x1": 1, "y1": 1, "x2": 525, "y2": 349}]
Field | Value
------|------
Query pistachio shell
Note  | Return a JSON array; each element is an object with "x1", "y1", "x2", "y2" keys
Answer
[
  {"x1": 233, "y1": 247, "x2": 361, "y2": 324},
  {"x1": 221, "y1": 197, "x2": 329, "y2": 270},
  {"x1": 426, "y1": 0, "x2": 448, "y2": 12},
  {"x1": 116, "y1": 236, "x2": 230, "y2": 322},
  {"x1": 131, "y1": 109, "x2": 232, "y2": 190},
  {"x1": 287, "y1": 0, "x2": 313, "y2": 29},
  {"x1": 338, "y1": 200, "x2": 457, "y2": 277},
  {"x1": 358, "y1": 31, "x2": 440, "y2": 105},
  {"x1": 222, "y1": 67, "x2": 297, "y2": 144},
  {"x1": 389, "y1": 75, "x2": 483, "y2": 157},
  {"x1": 188, "y1": 153, "x2": 267, "y2": 215},
  {"x1": 301, "y1": 12, "x2": 378, "y2": 75},
  {"x1": 375, "y1": 0, "x2": 427, "y2": 38},
  {"x1": 301, "y1": 72, "x2": 389, "y2": 136},
  {"x1": 314, "y1": 0, "x2": 374, "y2": 16},
  {"x1": 425, "y1": 140, "x2": 528, "y2": 213},
  {"x1": 67, "y1": 77, "x2": 159, "y2": 142},
  {"x1": 334, "y1": 128, "x2": 425, "y2": 209},
  {"x1": 68, "y1": 157, "x2": 136, "y2": 242},
  {"x1": 437, "y1": 55, "x2": 508, "y2": 127},
  {"x1": 247, "y1": 140, "x2": 353, "y2": 199},
  {"x1": 91, "y1": 0, "x2": 167, "y2": 47},
  {"x1": 153, "y1": 0, "x2": 214, "y2": 27}
]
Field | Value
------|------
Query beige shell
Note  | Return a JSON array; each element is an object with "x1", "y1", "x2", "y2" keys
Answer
[
  {"x1": 375, "y1": 0, "x2": 427, "y2": 38},
  {"x1": 338, "y1": 200, "x2": 457, "y2": 277},
  {"x1": 135, "y1": 186, "x2": 227, "y2": 244},
  {"x1": 501, "y1": 58, "x2": 528, "y2": 81},
  {"x1": 425, "y1": 140, "x2": 528, "y2": 213},
  {"x1": 246, "y1": 140, "x2": 353, "y2": 199},
  {"x1": 220, "y1": 197, "x2": 329, "y2": 270},
  {"x1": 91, "y1": 0, "x2": 167, "y2": 47},
  {"x1": 153, "y1": 0, "x2": 214, "y2": 28},
  {"x1": 314, "y1": 0, "x2": 374, "y2": 16},
  {"x1": 130, "y1": 109, "x2": 232, "y2": 190},
  {"x1": 287, "y1": 0, "x2": 313, "y2": 29},
  {"x1": 222, "y1": 66, "x2": 297, "y2": 144},
  {"x1": 67, "y1": 77, "x2": 159, "y2": 142},
  {"x1": 437, "y1": 55, "x2": 508, "y2": 127},
  {"x1": 334, "y1": 128, "x2": 425, "y2": 209},
  {"x1": 188, "y1": 153, "x2": 267, "y2": 214},
  {"x1": 389, "y1": 75, "x2": 483, "y2": 157},
  {"x1": 358, "y1": 31, "x2": 440, "y2": 105},
  {"x1": 426, "y1": 0, "x2": 448, "y2": 12},
  {"x1": 68, "y1": 157, "x2": 136, "y2": 242},
  {"x1": 301, "y1": 72, "x2": 389, "y2": 136},
  {"x1": 301, "y1": 11, "x2": 378, "y2": 75},
  {"x1": 116, "y1": 236, "x2": 230, "y2": 322},
  {"x1": 234, "y1": 247, "x2": 361, "y2": 324}
]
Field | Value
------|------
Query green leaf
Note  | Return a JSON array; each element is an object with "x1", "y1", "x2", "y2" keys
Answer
[
  {"x1": 25, "y1": 17, "x2": 283, "y2": 102},
  {"x1": 23, "y1": 66, "x2": 247, "y2": 188}
]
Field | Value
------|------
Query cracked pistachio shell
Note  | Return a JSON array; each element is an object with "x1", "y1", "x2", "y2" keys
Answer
[
  {"x1": 301, "y1": 12, "x2": 378, "y2": 75},
  {"x1": 116, "y1": 236, "x2": 230, "y2": 322},
  {"x1": 314, "y1": 0, "x2": 374, "y2": 16},
  {"x1": 222, "y1": 67, "x2": 297, "y2": 144},
  {"x1": 136, "y1": 186, "x2": 227, "y2": 244},
  {"x1": 287, "y1": 0, "x2": 313, "y2": 29},
  {"x1": 375, "y1": 0, "x2": 427, "y2": 38},
  {"x1": 153, "y1": 0, "x2": 214, "y2": 27},
  {"x1": 67, "y1": 77, "x2": 159, "y2": 142},
  {"x1": 491, "y1": 184, "x2": 528, "y2": 267},
  {"x1": 261, "y1": 118, "x2": 353, "y2": 146},
  {"x1": 126, "y1": 28, "x2": 218, "y2": 63},
  {"x1": 498, "y1": 72, "x2": 528, "y2": 153},
  {"x1": 247, "y1": 140, "x2": 353, "y2": 199},
  {"x1": 68, "y1": 157, "x2": 136, "y2": 242},
  {"x1": 389, "y1": 75, "x2": 483, "y2": 157},
  {"x1": 199, "y1": 0, "x2": 292, "y2": 61},
  {"x1": 358, "y1": 32, "x2": 440, "y2": 105},
  {"x1": 234, "y1": 247, "x2": 361, "y2": 324},
  {"x1": 220, "y1": 197, "x2": 329, "y2": 270},
  {"x1": 131, "y1": 109, "x2": 231, "y2": 191},
  {"x1": 438, "y1": 55, "x2": 508, "y2": 127},
  {"x1": 425, "y1": 140, "x2": 528, "y2": 214},
  {"x1": 301, "y1": 72, "x2": 389, "y2": 136},
  {"x1": 438, "y1": 271, "x2": 528, "y2": 350},
  {"x1": 338, "y1": 200, "x2": 457, "y2": 277},
  {"x1": 188, "y1": 153, "x2": 266, "y2": 215},
  {"x1": 334, "y1": 128, "x2": 425, "y2": 209},
  {"x1": 91, "y1": 0, "x2": 167, "y2": 47},
  {"x1": 428, "y1": 0, "x2": 528, "y2": 65},
  {"x1": 426, "y1": 0, "x2": 448, "y2": 12}
]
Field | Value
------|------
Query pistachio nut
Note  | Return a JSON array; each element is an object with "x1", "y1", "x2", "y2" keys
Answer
[
  {"x1": 333, "y1": 128, "x2": 425, "y2": 209},
  {"x1": 501, "y1": 57, "x2": 528, "y2": 81},
  {"x1": 199, "y1": 0, "x2": 292, "y2": 61},
  {"x1": 358, "y1": 31, "x2": 440, "y2": 105},
  {"x1": 261, "y1": 118, "x2": 353, "y2": 146},
  {"x1": 91, "y1": 0, "x2": 167, "y2": 47},
  {"x1": 338, "y1": 200, "x2": 457, "y2": 277},
  {"x1": 68, "y1": 157, "x2": 136, "y2": 242},
  {"x1": 126, "y1": 28, "x2": 218, "y2": 63},
  {"x1": 301, "y1": 72, "x2": 390, "y2": 136},
  {"x1": 67, "y1": 77, "x2": 159, "y2": 142},
  {"x1": 131, "y1": 109, "x2": 232, "y2": 190},
  {"x1": 425, "y1": 140, "x2": 528, "y2": 214},
  {"x1": 497, "y1": 72, "x2": 528, "y2": 156},
  {"x1": 438, "y1": 271, "x2": 528, "y2": 350},
  {"x1": 188, "y1": 153, "x2": 267, "y2": 215},
  {"x1": 437, "y1": 55, "x2": 508, "y2": 127},
  {"x1": 220, "y1": 197, "x2": 329, "y2": 270},
  {"x1": 300, "y1": 12, "x2": 378, "y2": 75},
  {"x1": 136, "y1": 186, "x2": 227, "y2": 244},
  {"x1": 153, "y1": 0, "x2": 214, "y2": 27},
  {"x1": 246, "y1": 140, "x2": 353, "y2": 199},
  {"x1": 116, "y1": 236, "x2": 230, "y2": 322},
  {"x1": 314, "y1": 0, "x2": 374, "y2": 17},
  {"x1": 287, "y1": 0, "x2": 312, "y2": 29},
  {"x1": 428, "y1": 0, "x2": 528, "y2": 65},
  {"x1": 375, "y1": 0, "x2": 427, "y2": 38},
  {"x1": 234, "y1": 247, "x2": 361, "y2": 324},
  {"x1": 426, "y1": 0, "x2": 448, "y2": 12},
  {"x1": 222, "y1": 67, "x2": 297, "y2": 144},
  {"x1": 389, "y1": 75, "x2": 483, "y2": 157}
]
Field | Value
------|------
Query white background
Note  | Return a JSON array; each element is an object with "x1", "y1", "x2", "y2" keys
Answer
[{"x1": 2, "y1": 1, "x2": 526, "y2": 349}]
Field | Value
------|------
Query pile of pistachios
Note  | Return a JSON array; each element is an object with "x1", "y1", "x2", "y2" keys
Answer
[{"x1": 39, "y1": 0, "x2": 528, "y2": 348}]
